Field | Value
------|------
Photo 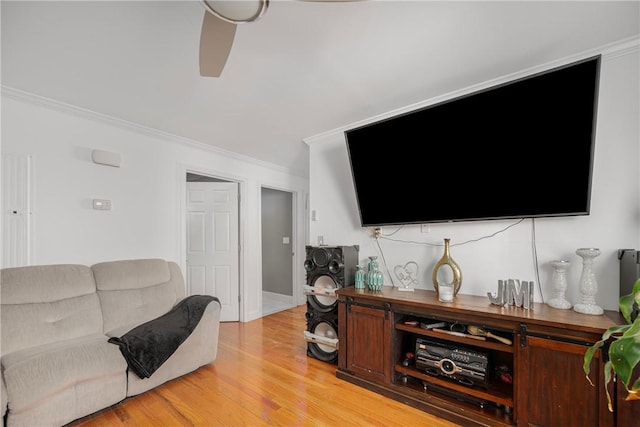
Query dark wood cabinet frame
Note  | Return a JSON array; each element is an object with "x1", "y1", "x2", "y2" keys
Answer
[{"x1": 336, "y1": 287, "x2": 637, "y2": 427}]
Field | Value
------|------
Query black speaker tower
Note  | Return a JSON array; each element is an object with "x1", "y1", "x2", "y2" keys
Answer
[{"x1": 304, "y1": 245, "x2": 358, "y2": 363}]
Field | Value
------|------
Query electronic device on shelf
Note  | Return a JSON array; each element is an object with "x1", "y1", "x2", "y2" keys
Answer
[
  {"x1": 415, "y1": 338, "x2": 489, "y2": 389},
  {"x1": 345, "y1": 55, "x2": 600, "y2": 227}
]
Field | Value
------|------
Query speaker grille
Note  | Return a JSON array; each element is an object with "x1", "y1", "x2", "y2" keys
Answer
[
  {"x1": 307, "y1": 275, "x2": 339, "y2": 312},
  {"x1": 306, "y1": 314, "x2": 338, "y2": 363},
  {"x1": 304, "y1": 245, "x2": 359, "y2": 288}
]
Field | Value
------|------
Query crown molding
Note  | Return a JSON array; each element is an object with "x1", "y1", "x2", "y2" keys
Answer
[{"x1": 1, "y1": 86, "x2": 304, "y2": 178}]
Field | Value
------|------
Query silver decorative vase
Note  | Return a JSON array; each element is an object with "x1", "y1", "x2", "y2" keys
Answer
[
  {"x1": 547, "y1": 260, "x2": 572, "y2": 310},
  {"x1": 573, "y1": 248, "x2": 603, "y2": 315}
]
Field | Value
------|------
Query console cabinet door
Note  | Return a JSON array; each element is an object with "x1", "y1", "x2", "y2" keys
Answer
[
  {"x1": 616, "y1": 364, "x2": 640, "y2": 425},
  {"x1": 345, "y1": 304, "x2": 391, "y2": 382},
  {"x1": 516, "y1": 335, "x2": 613, "y2": 427}
]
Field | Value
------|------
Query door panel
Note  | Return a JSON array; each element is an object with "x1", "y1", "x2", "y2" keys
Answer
[
  {"x1": 2, "y1": 154, "x2": 32, "y2": 268},
  {"x1": 187, "y1": 181, "x2": 239, "y2": 321},
  {"x1": 346, "y1": 304, "x2": 391, "y2": 382},
  {"x1": 517, "y1": 335, "x2": 613, "y2": 427}
]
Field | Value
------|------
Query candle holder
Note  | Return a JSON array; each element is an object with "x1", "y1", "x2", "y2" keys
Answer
[
  {"x1": 573, "y1": 248, "x2": 603, "y2": 315},
  {"x1": 547, "y1": 260, "x2": 572, "y2": 310}
]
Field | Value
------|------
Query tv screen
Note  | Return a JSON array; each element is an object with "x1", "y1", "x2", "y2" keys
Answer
[{"x1": 345, "y1": 55, "x2": 600, "y2": 227}]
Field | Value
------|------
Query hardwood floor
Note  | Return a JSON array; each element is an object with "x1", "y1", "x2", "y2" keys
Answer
[{"x1": 70, "y1": 305, "x2": 459, "y2": 426}]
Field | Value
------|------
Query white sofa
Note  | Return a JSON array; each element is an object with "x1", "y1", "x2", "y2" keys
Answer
[{"x1": 0, "y1": 258, "x2": 221, "y2": 427}]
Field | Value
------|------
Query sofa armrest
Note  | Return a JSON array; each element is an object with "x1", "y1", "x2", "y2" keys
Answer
[
  {"x1": 197, "y1": 297, "x2": 222, "y2": 362},
  {"x1": 109, "y1": 295, "x2": 219, "y2": 379},
  {"x1": 123, "y1": 296, "x2": 222, "y2": 397},
  {"x1": 201, "y1": 296, "x2": 221, "y2": 319}
]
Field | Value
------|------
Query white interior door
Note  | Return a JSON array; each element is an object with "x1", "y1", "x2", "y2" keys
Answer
[
  {"x1": 2, "y1": 154, "x2": 33, "y2": 268},
  {"x1": 186, "y1": 181, "x2": 239, "y2": 321}
]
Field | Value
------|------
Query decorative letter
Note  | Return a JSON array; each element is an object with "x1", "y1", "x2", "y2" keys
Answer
[
  {"x1": 492, "y1": 278, "x2": 534, "y2": 309},
  {"x1": 488, "y1": 280, "x2": 506, "y2": 305}
]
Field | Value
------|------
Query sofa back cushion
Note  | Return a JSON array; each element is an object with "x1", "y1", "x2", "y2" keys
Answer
[
  {"x1": 92, "y1": 259, "x2": 186, "y2": 333},
  {"x1": 0, "y1": 264, "x2": 103, "y2": 356}
]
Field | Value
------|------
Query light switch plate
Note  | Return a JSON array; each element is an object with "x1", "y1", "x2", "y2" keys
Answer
[{"x1": 93, "y1": 199, "x2": 111, "y2": 210}]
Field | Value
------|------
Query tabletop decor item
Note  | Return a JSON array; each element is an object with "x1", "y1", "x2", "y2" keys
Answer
[
  {"x1": 354, "y1": 264, "x2": 365, "y2": 289},
  {"x1": 487, "y1": 280, "x2": 507, "y2": 305},
  {"x1": 488, "y1": 279, "x2": 534, "y2": 309},
  {"x1": 366, "y1": 256, "x2": 383, "y2": 291},
  {"x1": 394, "y1": 261, "x2": 418, "y2": 291},
  {"x1": 547, "y1": 260, "x2": 572, "y2": 309},
  {"x1": 432, "y1": 238, "x2": 461, "y2": 302},
  {"x1": 573, "y1": 248, "x2": 603, "y2": 315}
]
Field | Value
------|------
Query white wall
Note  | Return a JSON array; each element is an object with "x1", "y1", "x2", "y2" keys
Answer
[
  {"x1": 1, "y1": 91, "x2": 309, "y2": 322},
  {"x1": 306, "y1": 41, "x2": 640, "y2": 312}
]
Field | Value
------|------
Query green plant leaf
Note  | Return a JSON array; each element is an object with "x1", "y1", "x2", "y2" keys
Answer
[
  {"x1": 583, "y1": 278, "x2": 640, "y2": 407},
  {"x1": 583, "y1": 323, "x2": 632, "y2": 384},
  {"x1": 604, "y1": 360, "x2": 614, "y2": 411},
  {"x1": 609, "y1": 318, "x2": 640, "y2": 388},
  {"x1": 602, "y1": 324, "x2": 631, "y2": 340},
  {"x1": 584, "y1": 339, "x2": 605, "y2": 382},
  {"x1": 620, "y1": 278, "x2": 640, "y2": 324}
]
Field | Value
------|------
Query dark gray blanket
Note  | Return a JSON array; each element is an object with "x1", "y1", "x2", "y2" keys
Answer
[{"x1": 108, "y1": 294, "x2": 219, "y2": 379}]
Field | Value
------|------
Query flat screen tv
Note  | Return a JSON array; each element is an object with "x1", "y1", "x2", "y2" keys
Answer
[{"x1": 345, "y1": 55, "x2": 600, "y2": 227}]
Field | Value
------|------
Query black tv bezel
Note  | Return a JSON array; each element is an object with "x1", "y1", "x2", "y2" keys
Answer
[{"x1": 345, "y1": 55, "x2": 601, "y2": 228}]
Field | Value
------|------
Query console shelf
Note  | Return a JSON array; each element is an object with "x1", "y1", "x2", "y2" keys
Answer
[
  {"x1": 336, "y1": 286, "x2": 631, "y2": 427},
  {"x1": 395, "y1": 364, "x2": 514, "y2": 407},
  {"x1": 395, "y1": 323, "x2": 515, "y2": 354}
]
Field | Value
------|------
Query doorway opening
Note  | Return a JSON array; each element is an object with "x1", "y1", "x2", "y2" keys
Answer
[{"x1": 261, "y1": 187, "x2": 295, "y2": 316}]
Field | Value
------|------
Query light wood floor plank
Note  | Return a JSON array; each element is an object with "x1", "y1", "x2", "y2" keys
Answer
[{"x1": 69, "y1": 305, "x2": 460, "y2": 426}]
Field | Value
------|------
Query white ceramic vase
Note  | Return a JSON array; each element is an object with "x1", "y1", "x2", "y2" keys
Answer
[
  {"x1": 547, "y1": 260, "x2": 572, "y2": 310},
  {"x1": 573, "y1": 248, "x2": 603, "y2": 315}
]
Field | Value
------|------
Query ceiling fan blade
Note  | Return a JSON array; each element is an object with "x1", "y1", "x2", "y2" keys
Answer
[{"x1": 199, "y1": 11, "x2": 237, "y2": 78}]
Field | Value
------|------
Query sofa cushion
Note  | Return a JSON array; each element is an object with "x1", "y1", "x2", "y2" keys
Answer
[
  {"x1": 1, "y1": 264, "x2": 103, "y2": 356},
  {"x1": 1, "y1": 264, "x2": 96, "y2": 304},
  {"x1": 93, "y1": 259, "x2": 185, "y2": 333},
  {"x1": 2, "y1": 333, "x2": 127, "y2": 425},
  {"x1": 92, "y1": 258, "x2": 171, "y2": 291}
]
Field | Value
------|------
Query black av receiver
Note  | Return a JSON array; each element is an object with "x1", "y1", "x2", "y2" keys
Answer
[{"x1": 415, "y1": 338, "x2": 489, "y2": 388}]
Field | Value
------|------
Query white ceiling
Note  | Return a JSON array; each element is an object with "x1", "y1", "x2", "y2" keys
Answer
[{"x1": 2, "y1": 1, "x2": 639, "y2": 177}]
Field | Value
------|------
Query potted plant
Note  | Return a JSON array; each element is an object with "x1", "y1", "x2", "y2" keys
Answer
[{"x1": 583, "y1": 278, "x2": 640, "y2": 410}]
